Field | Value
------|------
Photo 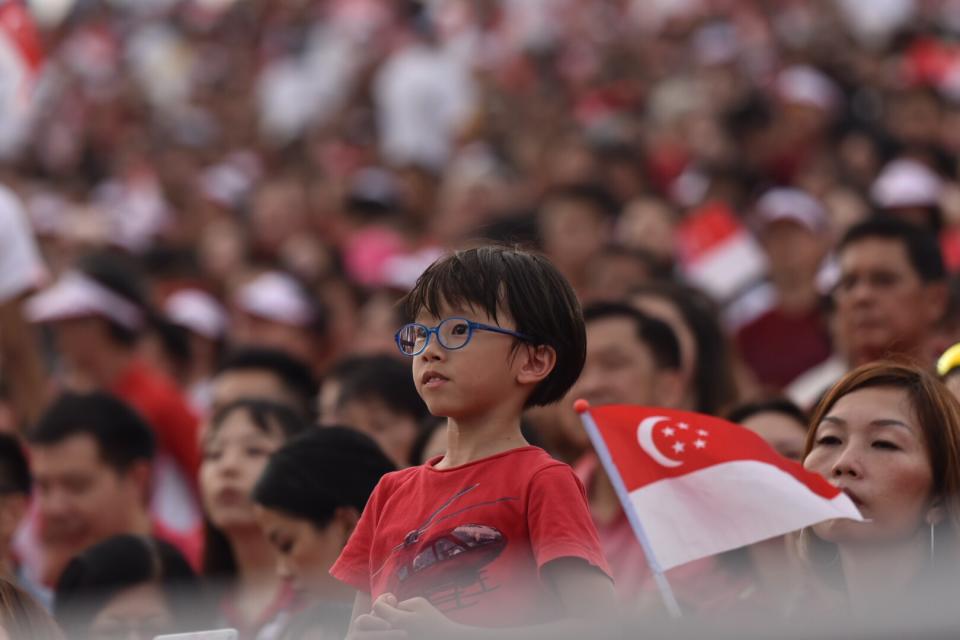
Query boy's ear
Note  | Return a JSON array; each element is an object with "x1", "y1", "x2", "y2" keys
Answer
[{"x1": 516, "y1": 344, "x2": 557, "y2": 386}]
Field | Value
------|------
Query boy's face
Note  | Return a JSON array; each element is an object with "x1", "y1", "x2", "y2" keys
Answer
[{"x1": 410, "y1": 303, "x2": 527, "y2": 422}]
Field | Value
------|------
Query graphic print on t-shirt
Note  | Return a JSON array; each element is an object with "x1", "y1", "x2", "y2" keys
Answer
[{"x1": 373, "y1": 483, "x2": 518, "y2": 611}]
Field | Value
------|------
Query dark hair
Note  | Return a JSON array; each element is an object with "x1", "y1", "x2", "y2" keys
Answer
[
  {"x1": 202, "y1": 399, "x2": 309, "y2": 578},
  {"x1": 54, "y1": 535, "x2": 203, "y2": 639},
  {"x1": 216, "y1": 347, "x2": 318, "y2": 419},
  {"x1": 76, "y1": 252, "x2": 150, "y2": 346},
  {"x1": 727, "y1": 398, "x2": 808, "y2": 428},
  {"x1": 253, "y1": 427, "x2": 396, "y2": 528},
  {"x1": 540, "y1": 182, "x2": 620, "y2": 220},
  {"x1": 630, "y1": 282, "x2": 738, "y2": 415},
  {"x1": 27, "y1": 392, "x2": 155, "y2": 471},
  {"x1": 0, "y1": 434, "x2": 30, "y2": 495},
  {"x1": 837, "y1": 216, "x2": 945, "y2": 283},
  {"x1": 400, "y1": 245, "x2": 586, "y2": 407},
  {"x1": 335, "y1": 355, "x2": 428, "y2": 422},
  {"x1": 583, "y1": 302, "x2": 682, "y2": 371},
  {"x1": 0, "y1": 577, "x2": 63, "y2": 639}
]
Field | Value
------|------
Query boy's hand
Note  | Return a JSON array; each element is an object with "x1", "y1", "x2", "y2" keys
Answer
[
  {"x1": 347, "y1": 612, "x2": 408, "y2": 640},
  {"x1": 372, "y1": 594, "x2": 460, "y2": 639},
  {"x1": 346, "y1": 596, "x2": 409, "y2": 640}
]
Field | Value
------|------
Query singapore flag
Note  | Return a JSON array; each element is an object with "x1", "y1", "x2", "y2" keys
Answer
[{"x1": 577, "y1": 401, "x2": 863, "y2": 572}]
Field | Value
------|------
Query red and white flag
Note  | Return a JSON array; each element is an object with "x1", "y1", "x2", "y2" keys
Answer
[
  {"x1": 0, "y1": 0, "x2": 43, "y2": 155},
  {"x1": 577, "y1": 402, "x2": 863, "y2": 572}
]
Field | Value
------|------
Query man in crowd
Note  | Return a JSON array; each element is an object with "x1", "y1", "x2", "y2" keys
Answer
[
  {"x1": 571, "y1": 301, "x2": 727, "y2": 608},
  {"x1": 209, "y1": 346, "x2": 317, "y2": 422},
  {"x1": 24, "y1": 392, "x2": 200, "y2": 587}
]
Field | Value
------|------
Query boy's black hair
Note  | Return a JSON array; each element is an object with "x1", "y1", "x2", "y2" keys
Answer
[
  {"x1": 837, "y1": 215, "x2": 946, "y2": 283},
  {"x1": 27, "y1": 392, "x2": 155, "y2": 472},
  {"x1": 727, "y1": 398, "x2": 808, "y2": 429},
  {"x1": 253, "y1": 427, "x2": 396, "y2": 528},
  {"x1": 582, "y1": 302, "x2": 682, "y2": 371},
  {"x1": 215, "y1": 347, "x2": 318, "y2": 419},
  {"x1": 0, "y1": 434, "x2": 30, "y2": 495},
  {"x1": 54, "y1": 534, "x2": 205, "y2": 636},
  {"x1": 335, "y1": 355, "x2": 428, "y2": 421},
  {"x1": 400, "y1": 245, "x2": 586, "y2": 408}
]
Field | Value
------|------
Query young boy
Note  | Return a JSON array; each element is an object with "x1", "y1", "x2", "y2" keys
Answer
[{"x1": 330, "y1": 246, "x2": 615, "y2": 639}]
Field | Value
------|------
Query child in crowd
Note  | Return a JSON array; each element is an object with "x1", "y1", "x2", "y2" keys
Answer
[{"x1": 331, "y1": 246, "x2": 615, "y2": 639}]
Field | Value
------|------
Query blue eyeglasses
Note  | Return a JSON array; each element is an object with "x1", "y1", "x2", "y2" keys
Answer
[{"x1": 395, "y1": 317, "x2": 534, "y2": 357}]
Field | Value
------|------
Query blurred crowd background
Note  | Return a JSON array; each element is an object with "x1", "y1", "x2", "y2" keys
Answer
[{"x1": 2, "y1": 0, "x2": 960, "y2": 637}]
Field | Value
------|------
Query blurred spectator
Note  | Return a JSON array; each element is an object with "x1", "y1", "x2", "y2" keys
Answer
[
  {"x1": 25, "y1": 253, "x2": 201, "y2": 514},
  {"x1": 727, "y1": 398, "x2": 808, "y2": 462},
  {"x1": 253, "y1": 427, "x2": 396, "y2": 640},
  {"x1": 210, "y1": 348, "x2": 317, "y2": 422},
  {"x1": 736, "y1": 189, "x2": 832, "y2": 390},
  {"x1": 0, "y1": 577, "x2": 63, "y2": 640},
  {"x1": 630, "y1": 282, "x2": 741, "y2": 415},
  {"x1": 0, "y1": 435, "x2": 30, "y2": 579},
  {"x1": 200, "y1": 399, "x2": 307, "y2": 640},
  {"x1": 25, "y1": 392, "x2": 200, "y2": 587},
  {"x1": 163, "y1": 288, "x2": 229, "y2": 413},
  {"x1": 938, "y1": 341, "x2": 960, "y2": 403},
  {"x1": 537, "y1": 183, "x2": 618, "y2": 294},
  {"x1": 329, "y1": 354, "x2": 428, "y2": 467},
  {"x1": 231, "y1": 271, "x2": 331, "y2": 375},
  {"x1": 54, "y1": 535, "x2": 205, "y2": 640},
  {"x1": 0, "y1": 184, "x2": 47, "y2": 429},
  {"x1": 571, "y1": 301, "x2": 735, "y2": 610},
  {"x1": 833, "y1": 217, "x2": 948, "y2": 371}
]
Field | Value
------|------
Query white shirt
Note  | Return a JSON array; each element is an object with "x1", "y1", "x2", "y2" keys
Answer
[{"x1": 0, "y1": 185, "x2": 45, "y2": 304}]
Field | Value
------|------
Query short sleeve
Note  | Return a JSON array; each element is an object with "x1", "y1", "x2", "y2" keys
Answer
[
  {"x1": 330, "y1": 473, "x2": 391, "y2": 593},
  {"x1": 527, "y1": 464, "x2": 612, "y2": 579},
  {"x1": 0, "y1": 186, "x2": 45, "y2": 304}
]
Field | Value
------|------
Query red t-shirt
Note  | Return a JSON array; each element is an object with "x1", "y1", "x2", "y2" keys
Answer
[
  {"x1": 112, "y1": 359, "x2": 201, "y2": 479},
  {"x1": 330, "y1": 446, "x2": 611, "y2": 628}
]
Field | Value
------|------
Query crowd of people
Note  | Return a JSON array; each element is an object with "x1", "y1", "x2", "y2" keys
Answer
[{"x1": 2, "y1": 0, "x2": 960, "y2": 638}]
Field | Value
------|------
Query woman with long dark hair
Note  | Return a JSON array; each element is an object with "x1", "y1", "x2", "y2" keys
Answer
[{"x1": 200, "y1": 399, "x2": 307, "y2": 639}]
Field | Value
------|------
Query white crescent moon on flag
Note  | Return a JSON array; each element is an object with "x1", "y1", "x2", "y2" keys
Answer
[{"x1": 637, "y1": 416, "x2": 683, "y2": 468}]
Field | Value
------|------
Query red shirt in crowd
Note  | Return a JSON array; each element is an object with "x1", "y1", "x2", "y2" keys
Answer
[
  {"x1": 735, "y1": 306, "x2": 832, "y2": 390},
  {"x1": 331, "y1": 446, "x2": 611, "y2": 628},
  {"x1": 112, "y1": 358, "x2": 201, "y2": 479}
]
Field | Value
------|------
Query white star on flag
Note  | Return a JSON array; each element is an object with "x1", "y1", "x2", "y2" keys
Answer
[
  {"x1": 694, "y1": 439, "x2": 707, "y2": 449},
  {"x1": 678, "y1": 422, "x2": 689, "y2": 430},
  {"x1": 697, "y1": 429, "x2": 709, "y2": 437},
  {"x1": 662, "y1": 427, "x2": 675, "y2": 437},
  {"x1": 672, "y1": 441, "x2": 685, "y2": 454}
]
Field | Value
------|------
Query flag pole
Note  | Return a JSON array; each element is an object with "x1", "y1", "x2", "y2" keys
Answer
[{"x1": 575, "y1": 400, "x2": 683, "y2": 619}]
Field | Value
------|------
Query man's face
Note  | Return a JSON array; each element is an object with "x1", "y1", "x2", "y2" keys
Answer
[
  {"x1": 210, "y1": 369, "x2": 297, "y2": 416},
  {"x1": 30, "y1": 434, "x2": 142, "y2": 560},
  {"x1": 834, "y1": 238, "x2": 943, "y2": 364},
  {"x1": 574, "y1": 316, "x2": 683, "y2": 409}
]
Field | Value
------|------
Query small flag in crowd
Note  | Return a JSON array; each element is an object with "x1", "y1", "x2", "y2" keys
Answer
[
  {"x1": 0, "y1": 0, "x2": 43, "y2": 156},
  {"x1": 576, "y1": 401, "x2": 863, "y2": 572}
]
